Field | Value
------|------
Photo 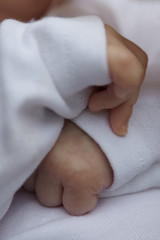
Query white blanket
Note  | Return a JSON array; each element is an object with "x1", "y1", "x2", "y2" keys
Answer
[
  {"x1": 0, "y1": 189, "x2": 160, "y2": 240},
  {"x1": 0, "y1": 0, "x2": 160, "y2": 239}
]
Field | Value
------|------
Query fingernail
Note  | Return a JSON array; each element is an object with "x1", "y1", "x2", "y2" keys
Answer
[{"x1": 118, "y1": 124, "x2": 128, "y2": 136}]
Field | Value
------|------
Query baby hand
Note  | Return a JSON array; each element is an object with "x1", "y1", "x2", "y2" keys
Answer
[
  {"x1": 88, "y1": 25, "x2": 148, "y2": 136},
  {"x1": 24, "y1": 120, "x2": 113, "y2": 216}
]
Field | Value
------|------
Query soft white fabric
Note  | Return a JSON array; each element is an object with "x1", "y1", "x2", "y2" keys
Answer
[
  {"x1": 0, "y1": 189, "x2": 160, "y2": 240},
  {"x1": 0, "y1": 0, "x2": 160, "y2": 239},
  {"x1": 0, "y1": 15, "x2": 109, "y2": 219}
]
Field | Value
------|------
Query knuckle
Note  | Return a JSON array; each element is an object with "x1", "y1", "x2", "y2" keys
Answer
[
  {"x1": 120, "y1": 53, "x2": 138, "y2": 75},
  {"x1": 66, "y1": 164, "x2": 106, "y2": 194},
  {"x1": 67, "y1": 165, "x2": 92, "y2": 188},
  {"x1": 121, "y1": 54, "x2": 145, "y2": 87},
  {"x1": 92, "y1": 178, "x2": 107, "y2": 194},
  {"x1": 119, "y1": 51, "x2": 135, "y2": 68}
]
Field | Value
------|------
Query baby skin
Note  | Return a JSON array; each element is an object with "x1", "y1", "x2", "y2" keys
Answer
[{"x1": 24, "y1": 121, "x2": 113, "y2": 215}]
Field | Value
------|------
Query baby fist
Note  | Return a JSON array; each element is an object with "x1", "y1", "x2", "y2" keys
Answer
[
  {"x1": 24, "y1": 121, "x2": 113, "y2": 215},
  {"x1": 89, "y1": 25, "x2": 148, "y2": 136}
]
